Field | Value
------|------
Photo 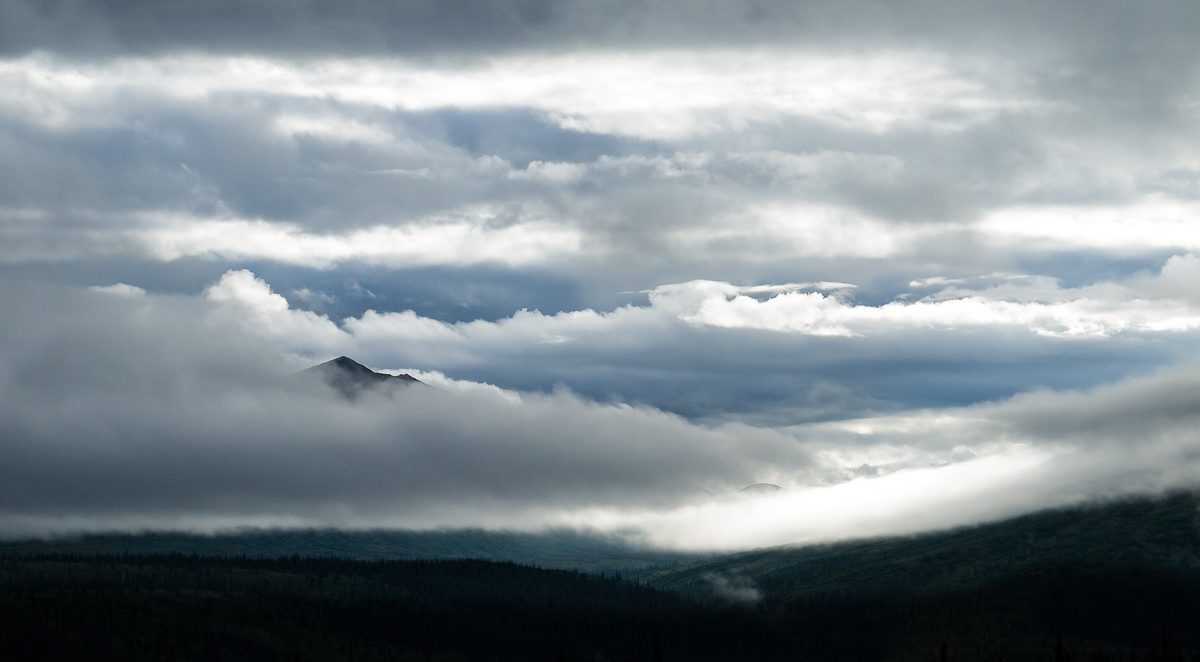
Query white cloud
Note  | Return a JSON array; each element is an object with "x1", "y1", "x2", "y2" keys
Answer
[
  {"x1": 570, "y1": 446, "x2": 1061, "y2": 550},
  {"x1": 204, "y1": 269, "x2": 346, "y2": 350},
  {"x1": 591, "y1": 357, "x2": 1200, "y2": 550},
  {"x1": 291, "y1": 288, "x2": 335, "y2": 305},
  {"x1": 272, "y1": 113, "x2": 397, "y2": 144},
  {"x1": 1132, "y1": 253, "x2": 1200, "y2": 304},
  {"x1": 675, "y1": 260, "x2": 1200, "y2": 337},
  {"x1": 668, "y1": 202, "x2": 931, "y2": 260},
  {"x1": 979, "y1": 197, "x2": 1200, "y2": 253},
  {"x1": 175, "y1": 259, "x2": 1200, "y2": 377},
  {"x1": 509, "y1": 160, "x2": 589, "y2": 184},
  {"x1": 139, "y1": 213, "x2": 584, "y2": 269},
  {"x1": 88, "y1": 283, "x2": 146, "y2": 297},
  {"x1": 686, "y1": 290, "x2": 1200, "y2": 337},
  {"x1": 0, "y1": 50, "x2": 1038, "y2": 139}
]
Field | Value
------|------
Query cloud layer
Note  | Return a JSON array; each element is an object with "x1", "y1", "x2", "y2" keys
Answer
[
  {"x1": 0, "y1": 278, "x2": 808, "y2": 538},
  {"x1": 2, "y1": 269, "x2": 1200, "y2": 549},
  {"x1": 4, "y1": 1, "x2": 1200, "y2": 547}
]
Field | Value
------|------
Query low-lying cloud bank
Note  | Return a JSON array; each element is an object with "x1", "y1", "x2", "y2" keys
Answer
[
  {"x1": 2, "y1": 270, "x2": 1200, "y2": 549},
  {"x1": 0, "y1": 277, "x2": 809, "y2": 539}
]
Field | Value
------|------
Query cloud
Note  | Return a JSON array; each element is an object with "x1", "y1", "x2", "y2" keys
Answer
[
  {"x1": 583, "y1": 447, "x2": 1063, "y2": 550},
  {"x1": 141, "y1": 214, "x2": 584, "y2": 269},
  {"x1": 0, "y1": 51, "x2": 1024, "y2": 139},
  {"x1": 680, "y1": 279, "x2": 1200, "y2": 337},
  {"x1": 562, "y1": 358, "x2": 1200, "y2": 550},
  {"x1": 980, "y1": 198, "x2": 1200, "y2": 254},
  {"x1": 704, "y1": 573, "x2": 763, "y2": 603},
  {"x1": 291, "y1": 288, "x2": 334, "y2": 306},
  {"x1": 344, "y1": 255, "x2": 1200, "y2": 342},
  {"x1": 149, "y1": 263, "x2": 1193, "y2": 426},
  {"x1": 2, "y1": 271, "x2": 1200, "y2": 550},
  {"x1": 3, "y1": 41, "x2": 1200, "y2": 296},
  {"x1": 88, "y1": 282, "x2": 146, "y2": 297},
  {"x1": 4, "y1": 0, "x2": 1200, "y2": 72},
  {"x1": 204, "y1": 269, "x2": 345, "y2": 349},
  {"x1": 4, "y1": 0, "x2": 1200, "y2": 550},
  {"x1": 0, "y1": 278, "x2": 810, "y2": 539}
]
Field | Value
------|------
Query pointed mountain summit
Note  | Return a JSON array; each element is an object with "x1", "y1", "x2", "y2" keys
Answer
[{"x1": 293, "y1": 356, "x2": 423, "y2": 400}]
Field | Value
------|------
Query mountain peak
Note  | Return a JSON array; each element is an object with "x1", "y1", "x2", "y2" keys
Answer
[
  {"x1": 739, "y1": 483, "x2": 781, "y2": 494},
  {"x1": 328, "y1": 356, "x2": 374, "y2": 373},
  {"x1": 293, "y1": 356, "x2": 422, "y2": 400}
]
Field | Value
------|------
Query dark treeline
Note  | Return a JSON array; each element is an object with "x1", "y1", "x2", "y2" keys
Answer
[
  {"x1": 777, "y1": 564, "x2": 1200, "y2": 661},
  {"x1": 3, "y1": 553, "x2": 1198, "y2": 661},
  {"x1": 8, "y1": 495, "x2": 1200, "y2": 661},
  {"x1": 0, "y1": 528, "x2": 702, "y2": 575},
  {"x1": 0, "y1": 554, "x2": 794, "y2": 662}
]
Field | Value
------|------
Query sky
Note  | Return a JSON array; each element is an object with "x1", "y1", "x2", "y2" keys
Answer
[{"x1": 3, "y1": 0, "x2": 1200, "y2": 550}]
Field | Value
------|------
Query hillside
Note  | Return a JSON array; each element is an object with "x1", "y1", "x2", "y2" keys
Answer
[
  {"x1": 7, "y1": 495, "x2": 1200, "y2": 660},
  {"x1": 649, "y1": 493, "x2": 1200, "y2": 599},
  {"x1": 647, "y1": 492, "x2": 1200, "y2": 660}
]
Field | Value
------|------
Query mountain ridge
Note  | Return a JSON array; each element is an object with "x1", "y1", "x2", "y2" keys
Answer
[{"x1": 292, "y1": 355, "x2": 423, "y2": 400}]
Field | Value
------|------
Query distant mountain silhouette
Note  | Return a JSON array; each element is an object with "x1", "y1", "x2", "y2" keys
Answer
[
  {"x1": 292, "y1": 356, "x2": 423, "y2": 400},
  {"x1": 739, "y1": 483, "x2": 781, "y2": 494}
]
